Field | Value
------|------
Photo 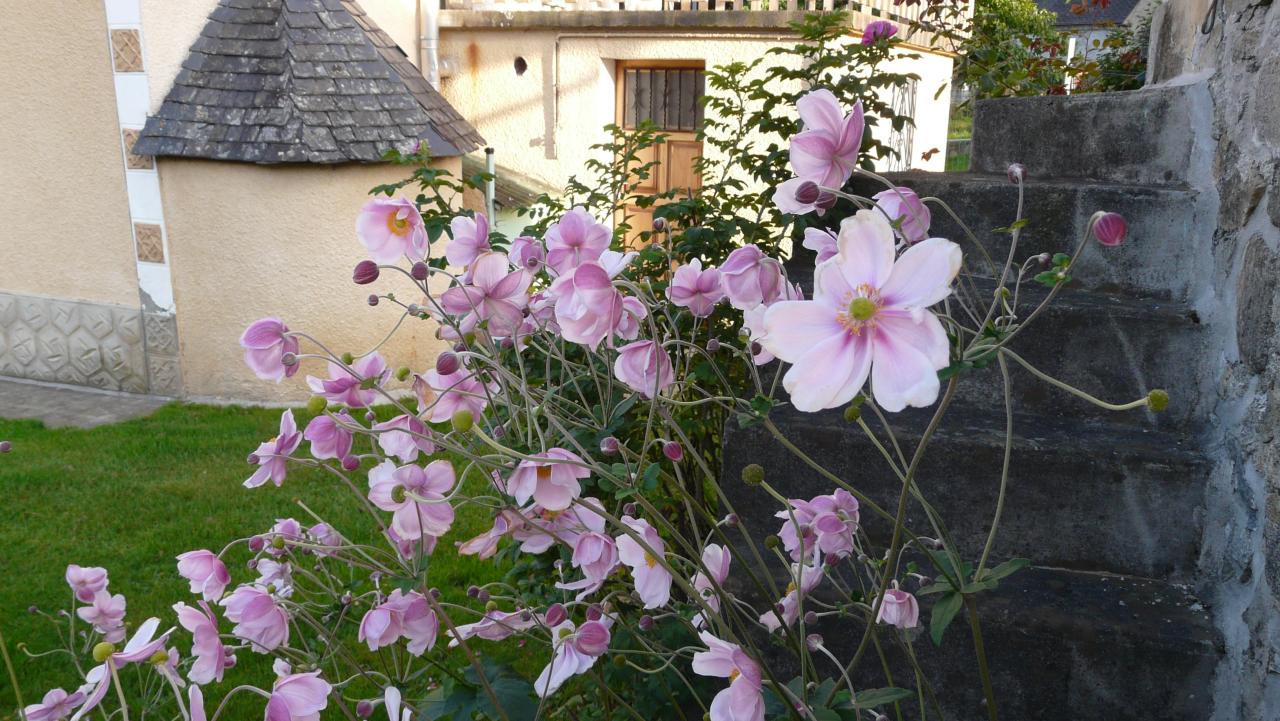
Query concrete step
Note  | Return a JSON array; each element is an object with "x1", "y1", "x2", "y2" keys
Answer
[
  {"x1": 834, "y1": 171, "x2": 1210, "y2": 301},
  {"x1": 774, "y1": 269, "x2": 1205, "y2": 430},
  {"x1": 722, "y1": 405, "x2": 1207, "y2": 581},
  {"x1": 970, "y1": 84, "x2": 1208, "y2": 187},
  {"x1": 781, "y1": 567, "x2": 1221, "y2": 721}
]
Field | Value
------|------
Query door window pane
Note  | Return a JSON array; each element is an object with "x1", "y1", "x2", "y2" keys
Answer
[{"x1": 621, "y1": 67, "x2": 705, "y2": 131}]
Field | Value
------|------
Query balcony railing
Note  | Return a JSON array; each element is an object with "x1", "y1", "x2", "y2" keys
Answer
[{"x1": 443, "y1": 0, "x2": 928, "y2": 26}]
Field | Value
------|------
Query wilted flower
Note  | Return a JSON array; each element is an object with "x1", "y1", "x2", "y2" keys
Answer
[
  {"x1": 357, "y1": 197, "x2": 427, "y2": 263},
  {"x1": 760, "y1": 210, "x2": 959, "y2": 412},
  {"x1": 240, "y1": 318, "x2": 300, "y2": 382}
]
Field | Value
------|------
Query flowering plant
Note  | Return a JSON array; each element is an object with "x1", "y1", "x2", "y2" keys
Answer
[{"x1": 7, "y1": 81, "x2": 1157, "y2": 721}]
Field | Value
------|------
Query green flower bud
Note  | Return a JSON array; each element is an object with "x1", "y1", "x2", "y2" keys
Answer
[
  {"x1": 613, "y1": 654, "x2": 628, "y2": 668},
  {"x1": 271, "y1": 535, "x2": 286, "y2": 550},
  {"x1": 340, "y1": 352, "x2": 355, "y2": 365},
  {"x1": 843, "y1": 404, "x2": 861, "y2": 423},
  {"x1": 395, "y1": 367, "x2": 412, "y2": 382},
  {"x1": 484, "y1": 600, "x2": 499, "y2": 613},
  {"x1": 306, "y1": 396, "x2": 328, "y2": 415},
  {"x1": 741, "y1": 463, "x2": 765, "y2": 486},
  {"x1": 149, "y1": 650, "x2": 169, "y2": 666},
  {"x1": 92, "y1": 642, "x2": 115, "y2": 663},
  {"x1": 451, "y1": 409, "x2": 474, "y2": 433},
  {"x1": 1147, "y1": 389, "x2": 1170, "y2": 413},
  {"x1": 764, "y1": 534, "x2": 780, "y2": 550}
]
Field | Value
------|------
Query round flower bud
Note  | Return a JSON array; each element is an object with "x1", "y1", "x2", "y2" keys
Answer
[
  {"x1": 1147, "y1": 389, "x2": 1170, "y2": 413},
  {"x1": 395, "y1": 367, "x2": 412, "y2": 382},
  {"x1": 706, "y1": 338, "x2": 720, "y2": 353},
  {"x1": 365, "y1": 411, "x2": 377, "y2": 422},
  {"x1": 600, "y1": 436, "x2": 620, "y2": 455},
  {"x1": 652, "y1": 217, "x2": 669, "y2": 233},
  {"x1": 663, "y1": 441, "x2": 684, "y2": 462},
  {"x1": 815, "y1": 192, "x2": 837, "y2": 211},
  {"x1": 148, "y1": 650, "x2": 169, "y2": 666},
  {"x1": 804, "y1": 611, "x2": 819, "y2": 626},
  {"x1": 622, "y1": 503, "x2": 637, "y2": 516},
  {"x1": 467, "y1": 585, "x2": 480, "y2": 598},
  {"x1": 0, "y1": 440, "x2": 13, "y2": 453},
  {"x1": 436, "y1": 352, "x2": 460, "y2": 375},
  {"x1": 341, "y1": 455, "x2": 359, "y2": 471},
  {"x1": 341, "y1": 592, "x2": 353, "y2": 605},
  {"x1": 271, "y1": 535, "x2": 286, "y2": 550},
  {"x1": 1006, "y1": 163, "x2": 1026, "y2": 184},
  {"x1": 353, "y1": 260, "x2": 380, "y2": 285},
  {"x1": 92, "y1": 642, "x2": 116, "y2": 663},
  {"x1": 586, "y1": 604, "x2": 603, "y2": 621},
  {"x1": 306, "y1": 396, "x2": 328, "y2": 415},
  {"x1": 750, "y1": 341, "x2": 763, "y2": 356},
  {"x1": 794, "y1": 180, "x2": 821, "y2": 205},
  {"x1": 451, "y1": 409, "x2": 474, "y2": 433},
  {"x1": 246, "y1": 559, "x2": 258, "y2": 570},
  {"x1": 430, "y1": 588, "x2": 442, "y2": 600},
  {"x1": 638, "y1": 615, "x2": 655, "y2": 631},
  {"x1": 484, "y1": 600, "x2": 499, "y2": 613},
  {"x1": 1037, "y1": 253, "x2": 1052, "y2": 265},
  {"x1": 248, "y1": 535, "x2": 265, "y2": 552},
  {"x1": 356, "y1": 701, "x2": 374, "y2": 719},
  {"x1": 391, "y1": 486, "x2": 407, "y2": 504},
  {"x1": 280, "y1": 352, "x2": 298, "y2": 367},
  {"x1": 805, "y1": 633, "x2": 823, "y2": 651},
  {"x1": 476, "y1": 589, "x2": 490, "y2": 603},
  {"x1": 27, "y1": 605, "x2": 38, "y2": 614},
  {"x1": 545, "y1": 603, "x2": 567, "y2": 627},
  {"x1": 520, "y1": 609, "x2": 533, "y2": 622},
  {"x1": 723, "y1": 513, "x2": 739, "y2": 528},
  {"x1": 406, "y1": 304, "x2": 422, "y2": 316},
  {"x1": 453, "y1": 342, "x2": 466, "y2": 353},
  {"x1": 843, "y1": 404, "x2": 861, "y2": 423},
  {"x1": 764, "y1": 534, "x2": 780, "y2": 550},
  {"x1": 411, "y1": 262, "x2": 429, "y2": 281},
  {"x1": 613, "y1": 654, "x2": 628, "y2": 668},
  {"x1": 367, "y1": 294, "x2": 379, "y2": 307},
  {"x1": 340, "y1": 352, "x2": 355, "y2": 365},
  {"x1": 741, "y1": 463, "x2": 765, "y2": 486},
  {"x1": 1093, "y1": 212, "x2": 1128, "y2": 247}
]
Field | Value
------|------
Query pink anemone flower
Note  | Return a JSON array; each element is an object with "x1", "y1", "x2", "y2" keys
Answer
[
  {"x1": 416, "y1": 368, "x2": 494, "y2": 424},
  {"x1": 692, "y1": 632, "x2": 765, "y2": 721},
  {"x1": 613, "y1": 340, "x2": 675, "y2": 398},
  {"x1": 373, "y1": 414, "x2": 435, "y2": 463},
  {"x1": 449, "y1": 608, "x2": 538, "y2": 645},
  {"x1": 534, "y1": 620, "x2": 612, "y2": 698},
  {"x1": 358, "y1": 589, "x2": 439, "y2": 655},
  {"x1": 545, "y1": 207, "x2": 611, "y2": 274},
  {"x1": 668, "y1": 259, "x2": 726, "y2": 317},
  {"x1": 65, "y1": 565, "x2": 108, "y2": 604},
  {"x1": 789, "y1": 89, "x2": 864, "y2": 192},
  {"x1": 245, "y1": 410, "x2": 303, "y2": 488},
  {"x1": 76, "y1": 590, "x2": 126, "y2": 643},
  {"x1": 176, "y1": 550, "x2": 231, "y2": 602},
  {"x1": 876, "y1": 587, "x2": 920, "y2": 629},
  {"x1": 265, "y1": 671, "x2": 331, "y2": 721},
  {"x1": 720, "y1": 246, "x2": 785, "y2": 310},
  {"x1": 615, "y1": 516, "x2": 672, "y2": 609},
  {"x1": 367, "y1": 460, "x2": 457, "y2": 541},
  {"x1": 440, "y1": 252, "x2": 531, "y2": 338},
  {"x1": 240, "y1": 318, "x2": 300, "y2": 383},
  {"x1": 174, "y1": 600, "x2": 234, "y2": 685},
  {"x1": 219, "y1": 586, "x2": 290, "y2": 652},
  {"x1": 549, "y1": 261, "x2": 624, "y2": 350},
  {"x1": 692, "y1": 544, "x2": 732, "y2": 628},
  {"x1": 72, "y1": 619, "x2": 173, "y2": 721},
  {"x1": 861, "y1": 19, "x2": 898, "y2": 43},
  {"x1": 508, "y1": 235, "x2": 546, "y2": 271},
  {"x1": 873, "y1": 187, "x2": 932, "y2": 244},
  {"x1": 505, "y1": 448, "x2": 590, "y2": 512},
  {"x1": 24, "y1": 689, "x2": 85, "y2": 721},
  {"x1": 446, "y1": 212, "x2": 492, "y2": 269},
  {"x1": 303, "y1": 411, "x2": 355, "y2": 461},
  {"x1": 305, "y1": 354, "x2": 389, "y2": 408},
  {"x1": 357, "y1": 197, "x2": 427, "y2": 263},
  {"x1": 760, "y1": 210, "x2": 960, "y2": 412}
]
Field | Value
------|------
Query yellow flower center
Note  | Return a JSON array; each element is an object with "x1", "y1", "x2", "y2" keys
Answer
[
  {"x1": 386, "y1": 211, "x2": 411, "y2": 236},
  {"x1": 729, "y1": 669, "x2": 741, "y2": 682},
  {"x1": 536, "y1": 466, "x2": 552, "y2": 482},
  {"x1": 837, "y1": 284, "x2": 883, "y2": 335},
  {"x1": 644, "y1": 552, "x2": 658, "y2": 568},
  {"x1": 848, "y1": 297, "x2": 877, "y2": 321}
]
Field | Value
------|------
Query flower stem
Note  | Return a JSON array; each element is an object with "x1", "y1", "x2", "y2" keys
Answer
[{"x1": 966, "y1": 596, "x2": 999, "y2": 721}]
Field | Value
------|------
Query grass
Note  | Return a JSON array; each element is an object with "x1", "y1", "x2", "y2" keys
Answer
[
  {"x1": 0, "y1": 403, "x2": 519, "y2": 719},
  {"x1": 945, "y1": 153, "x2": 971, "y2": 172},
  {"x1": 948, "y1": 109, "x2": 972, "y2": 140}
]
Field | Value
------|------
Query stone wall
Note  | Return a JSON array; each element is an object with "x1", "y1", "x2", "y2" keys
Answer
[{"x1": 1151, "y1": 2, "x2": 1280, "y2": 718}]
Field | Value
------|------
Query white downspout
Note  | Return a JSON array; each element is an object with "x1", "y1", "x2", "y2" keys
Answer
[{"x1": 419, "y1": 0, "x2": 440, "y2": 88}]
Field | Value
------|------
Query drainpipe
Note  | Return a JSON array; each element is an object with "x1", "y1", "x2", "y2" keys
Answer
[
  {"x1": 485, "y1": 147, "x2": 496, "y2": 221},
  {"x1": 419, "y1": 0, "x2": 440, "y2": 88}
]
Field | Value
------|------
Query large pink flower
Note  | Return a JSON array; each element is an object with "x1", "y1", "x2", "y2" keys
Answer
[
  {"x1": 613, "y1": 341, "x2": 674, "y2": 398},
  {"x1": 873, "y1": 187, "x2": 932, "y2": 244},
  {"x1": 440, "y1": 252, "x2": 531, "y2": 338},
  {"x1": 446, "y1": 212, "x2": 492, "y2": 269},
  {"x1": 176, "y1": 550, "x2": 230, "y2": 601},
  {"x1": 174, "y1": 600, "x2": 234, "y2": 685},
  {"x1": 545, "y1": 207, "x2": 611, "y2": 274},
  {"x1": 668, "y1": 259, "x2": 725, "y2": 317},
  {"x1": 506, "y1": 448, "x2": 590, "y2": 511},
  {"x1": 65, "y1": 565, "x2": 108, "y2": 604},
  {"x1": 555, "y1": 499, "x2": 618, "y2": 598},
  {"x1": 549, "y1": 261, "x2": 624, "y2": 350},
  {"x1": 219, "y1": 585, "x2": 289, "y2": 652},
  {"x1": 359, "y1": 589, "x2": 439, "y2": 655},
  {"x1": 368, "y1": 460, "x2": 456, "y2": 541},
  {"x1": 373, "y1": 414, "x2": 434, "y2": 463},
  {"x1": 760, "y1": 210, "x2": 959, "y2": 412},
  {"x1": 303, "y1": 411, "x2": 354, "y2": 461},
  {"x1": 789, "y1": 89, "x2": 864, "y2": 192},
  {"x1": 416, "y1": 368, "x2": 494, "y2": 423},
  {"x1": 24, "y1": 689, "x2": 84, "y2": 721},
  {"x1": 245, "y1": 410, "x2": 302, "y2": 488},
  {"x1": 306, "y1": 354, "x2": 389, "y2": 408},
  {"x1": 876, "y1": 588, "x2": 920, "y2": 629},
  {"x1": 692, "y1": 632, "x2": 764, "y2": 721},
  {"x1": 615, "y1": 516, "x2": 672, "y2": 609},
  {"x1": 265, "y1": 671, "x2": 330, "y2": 721},
  {"x1": 76, "y1": 590, "x2": 126, "y2": 643},
  {"x1": 240, "y1": 318, "x2": 300, "y2": 383},
  {"x1": 534, "y1": 620, "x2": 611, "y2": 698},
  {"x1": 357, "y1": 197, "x2": 427, "y2": 263},
  {"x1": 720, "y1": 246, "x2": 785, "y2": 310}
]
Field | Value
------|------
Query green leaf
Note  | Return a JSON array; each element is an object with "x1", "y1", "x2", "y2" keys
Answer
[
  {"x1": 977, "y1": 557, "x2": 1030, "y2": 582},
  {"x1": 846, "y1": 687, "x2": 914, "y2": 709},
  {"x1": 1051, "y1": 252, "x2": 1072, "y2": 267},
  {"x1": 420, "y1": 662, "x2": 537, "y2": 721},
  {"x1": 930, "y1": 592, "x2": 965, "y2": 646}
]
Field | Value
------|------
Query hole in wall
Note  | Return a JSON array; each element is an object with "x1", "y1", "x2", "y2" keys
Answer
[{"x1": 514, "y1": 56, "x2": 528, "y2": 76}]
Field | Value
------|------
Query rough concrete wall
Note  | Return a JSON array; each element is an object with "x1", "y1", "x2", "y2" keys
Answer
[
  {"x1": 157, "y1": 158, "x2": 458, "y2": 403},
  {"x1": 436, "y1": 29, "x2": 953, "y2": 193},
  {"x1": 1155, "y1": 2, "x2": 1280, "y2": 718},
  {"x1": 0, "y1": 2, "x2": 140, "y2": 307}
]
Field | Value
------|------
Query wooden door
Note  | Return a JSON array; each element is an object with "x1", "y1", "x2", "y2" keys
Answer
[{"x1": 614, "y1": 61, "x2": 705, "y2": 248}]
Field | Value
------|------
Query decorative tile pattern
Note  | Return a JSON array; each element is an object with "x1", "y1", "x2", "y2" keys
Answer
[
  {"x1": 110, "y1": 29, "x2": 143, "y2": 73},
  {"x1": 0, "y1": 293, "x2": 148, "y2": 393},
  {"x1": 134, "y1": 223, "x2": 164, "y2": 263},
  {"x1": 121, "y1": 128, "x2": 153, "y2": 169}
]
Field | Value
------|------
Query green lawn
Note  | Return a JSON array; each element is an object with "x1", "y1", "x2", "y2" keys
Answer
[
  {"x1": 946, "y1": 152, "x2": 971, "y2": 172},
  {"x1": 0, "y1": 403, "x2": 518, "y2": 719},
  {"x1": 948, "y1": 110, "x2": 972, "y2": 140}
]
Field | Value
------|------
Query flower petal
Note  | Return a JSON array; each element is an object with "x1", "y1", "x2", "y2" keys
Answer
[
  {"x1": 836, "y1": 211, "x2": 896, "y2": 289},
  {"x1": 870, "y1": 329, "x2": 941, "y2": 412},
  {"x1": 878, "y1": 238, "x2": 961, "y2": 309},
  {"x1": 782, "y1": 331, "x2": 871, "y2": 412},
  {"x1": 758, "y1": 301, "x2": 842, "y2": 363}
]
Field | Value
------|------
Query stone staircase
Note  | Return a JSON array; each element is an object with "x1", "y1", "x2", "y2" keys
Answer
[{"x1": 721, "y1": 85, "x2": 1223, "y2": 720}]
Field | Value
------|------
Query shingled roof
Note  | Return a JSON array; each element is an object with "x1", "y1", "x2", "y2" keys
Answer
[
  {"x1": 133, "y1": 0, "x2": 484, "y2": 164},
  {"x1": 1034, "y1": 0, "x2": 1142, "y2": 28}
]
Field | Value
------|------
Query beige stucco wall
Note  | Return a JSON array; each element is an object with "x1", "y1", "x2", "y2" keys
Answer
[
  {"x1": 437, "y1": 29, "x2": 953, "y2": 193},
  {"x1": 0, "y1": 2, "x2": 140, "y2": 307},
  {"x1": 157, "y1": 158, "x2": 459, "y2": 402}
]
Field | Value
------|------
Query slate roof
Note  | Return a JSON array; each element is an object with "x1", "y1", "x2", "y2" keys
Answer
[
  {"x1": 1035, "y1": 0, "x2": 1142, "y2": 28},
  {"x1": 134, "y1": 0, "x2": 484, "y2": 164}
]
